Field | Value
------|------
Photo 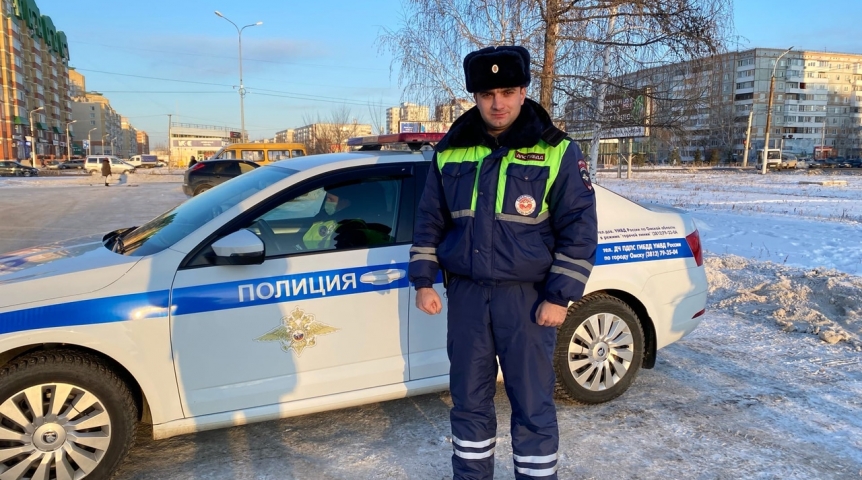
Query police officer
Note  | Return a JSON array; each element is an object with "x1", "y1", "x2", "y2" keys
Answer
[{"x1": 408, "y1": 45, "x2": 597, "y2": 480}]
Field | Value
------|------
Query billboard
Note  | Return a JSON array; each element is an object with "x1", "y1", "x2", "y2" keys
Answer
[
  {"x1": 569, "y1": 88, "x2": 652, "y2": 140},
  {"x1": 172, "y1": 139, "x2": 229, "y2": 148}
]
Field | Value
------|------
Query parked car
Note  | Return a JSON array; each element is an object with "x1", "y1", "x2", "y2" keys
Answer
[
  {"x1": 127, "y1": 154, "x2": 164, "y2": 168},
  {"x1": 846, "y1": 158, "x2": 862, "y2": 168},
  {"x1": 84, "y1": 155, "x2": 135, "y2": 175},
  {"x1": 43, "y1": 160, "x2": 62, "y2": 170},
  {"x1": 58, "y1": 159, "x2": 86, "y2": 170},
  {"x1": 182, "y1": 159, "x2": 259, "y2": 196},
  {"x1": 0, "y1": 160, "x2": 39, "y2": 177},
  {"x1": 0, "y1": 133, "x2": 708, "y2": 478}
]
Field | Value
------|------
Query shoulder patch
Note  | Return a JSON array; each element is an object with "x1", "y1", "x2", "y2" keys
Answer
[
  {"x1": 514, "y1": 151, "x2": 545, "y2": 162},
  {"x1": 578, "y1": 159, "x2": 593, "y2": 191}
]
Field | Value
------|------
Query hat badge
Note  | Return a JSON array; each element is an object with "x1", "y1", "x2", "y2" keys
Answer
[{"x1": 491, "y1": 64, "x2": 499, "y2": 74}]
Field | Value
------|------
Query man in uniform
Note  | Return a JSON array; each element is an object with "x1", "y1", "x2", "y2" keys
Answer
[{"x1": 408, "y1": 45, "x2": 597, "y2": 480}]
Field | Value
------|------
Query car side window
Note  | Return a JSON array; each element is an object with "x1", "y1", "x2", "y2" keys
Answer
[
  {"x1": 241, "y1": 150, "x2": 264, "y2": 162},
  {"x1": 238, "y1": 162, "x2": 256, "y2": 174},
  {"x1": 267, "y1": 150, "x2": 290, "y2": 161},
  {"x1": 250, "y1": 177, "x2": 401, "y2": 257},
  {"x1": 291, "y1": 149, "x2": 305, "y2": 158}
]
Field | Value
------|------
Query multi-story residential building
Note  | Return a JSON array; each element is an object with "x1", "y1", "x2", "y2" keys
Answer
[
  {"x1": 119, "y1": 117, "x2": 137, "y2": 159},
  {"x1": 385, "y1": 102, "x2": 430, "y2": 134},
  {"x1": 70, "y1": 90, "x2": 122, "y2": 155},
  {"x1": 69, "y1": 71, "x2": 145, "y2": 157},
  {"x1": 136, "y1": 130, "x2": 150, "y2": 154},
  {"x1": 275, "y1": 128, "x2": 294, "y2": 143},
  {"x1": 566, "y1": 47, "x2": 862, "y2": 163},
  {"x1": 435, "y1": 98, "x2": 474, "y2": 123},
  {"x1": 294, "y1": 122, "x2": 372, "y2": 153},
  {"x1": 0, "y1": 0, "x2": 72, "y2": 163},
  {"x1": 169, "y1": 122, "x2": 239, "y2": 166}
]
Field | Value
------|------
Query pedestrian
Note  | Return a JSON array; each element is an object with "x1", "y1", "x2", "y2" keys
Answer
[
  {"x1": 408, "y1": 45, "x2": 598, "y2": 480},
  {"x1": 101, "y1": 157, "x2": 112, "y2": 187},
  {"x1": 189, "y1": 155, "x2": 197, "y2": 168}
]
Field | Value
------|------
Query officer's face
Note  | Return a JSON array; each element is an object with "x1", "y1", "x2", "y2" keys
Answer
[{"x1": 474, "y1": 87, "x2": 526, "y2": 136}]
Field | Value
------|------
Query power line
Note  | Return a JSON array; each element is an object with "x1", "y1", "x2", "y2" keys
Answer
[
  {"x1": 75, "y1": 68, "x2": 392, "y2": 106},
  {"x1": 95, "y1": 91, "x2": 234, "y2": 94},
  {"x1": 71, "y1": 39, "x2": 388, "y2": 72}
]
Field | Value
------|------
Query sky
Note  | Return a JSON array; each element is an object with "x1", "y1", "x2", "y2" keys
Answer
[{"x1": 37, "y1": 0, "x2": 862, "y2": 147}]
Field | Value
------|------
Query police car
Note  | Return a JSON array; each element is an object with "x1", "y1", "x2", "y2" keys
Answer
[{"x1": 0, "y1": 133, "x2": 707, "y2": 478}]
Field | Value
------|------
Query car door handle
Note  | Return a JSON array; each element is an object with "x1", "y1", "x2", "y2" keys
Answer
[{"x1": 359, "y1": 269, "x2": 406, "y2": 286}]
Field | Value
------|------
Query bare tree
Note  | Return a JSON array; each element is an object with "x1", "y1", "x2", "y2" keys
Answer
[
  {"x1": 301, "y1": 106, "x2": 368, "y2": 154},
  {"x1": 379, "y1": 0, "x2": 734, "y2": 175}
]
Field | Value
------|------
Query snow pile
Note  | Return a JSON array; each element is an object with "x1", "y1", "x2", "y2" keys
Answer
[{"x1": 706, "y1": 254, "x2": 862, "y2": 349}]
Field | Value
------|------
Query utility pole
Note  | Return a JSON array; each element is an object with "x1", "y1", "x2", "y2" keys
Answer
[
  {"x1": 762, "y1": 47, "x2": 793, "y2": 175},
  {"x1": 742, "y1": 109, "x2": 753, "y2": 167},
  {"x1": 167, "y1": 114, "x2": 172, "y2": 169},
  {"x1": 65, "y1": 120, "x2": 77, "y2": 161}
]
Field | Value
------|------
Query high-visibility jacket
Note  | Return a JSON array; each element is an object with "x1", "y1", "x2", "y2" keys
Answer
[{"x1": 408, "y1": 99, "x2": 597, "y2": 306}]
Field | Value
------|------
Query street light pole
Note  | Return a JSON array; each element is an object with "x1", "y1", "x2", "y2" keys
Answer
[
  {"x1": 65, "y1": 120, "x2": 77, "y2": 161},
  {"x1": 88, "y1": 128, "x2": 97, "y2": 157},
  {"x1": 28, "y1": 106, "x2": 44, "y2": 168},
  {"x1": 761, "y1": 46, "x2": 793, "y2": 175},
  {"x1": 215, "y1": 11, "x2": 262, "y2": 143}
]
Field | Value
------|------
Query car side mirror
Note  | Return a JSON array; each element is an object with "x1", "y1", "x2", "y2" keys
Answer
[{"x1": 211, "y1": 229, "x2": 265, "y2": 265}]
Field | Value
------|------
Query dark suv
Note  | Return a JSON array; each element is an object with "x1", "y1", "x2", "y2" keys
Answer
[
  {"x1": 182, "y1": 159, "x2": 259, "y2": 196},
  {"x1": 0, "y1": 161, "x2": 39, "y2": 177}
]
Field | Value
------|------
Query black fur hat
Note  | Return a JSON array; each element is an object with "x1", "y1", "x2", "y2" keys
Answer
[{"x1": 463, "y1": 45, "x2": 531, "y2": 93}]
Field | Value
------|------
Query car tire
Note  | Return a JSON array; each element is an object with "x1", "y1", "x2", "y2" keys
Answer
[
  {"x1": 554, "y1": 294, "x2": 645, "y2": 404},
  {"x1": 194, "y1": 184, "x2": 212, "y2": 196},
  {"x1": 88, "y1": 169, "x2": 97, "y2": 176},
  {"x1": 0, "y1": 350, "x2": 138, "y2": 479}
]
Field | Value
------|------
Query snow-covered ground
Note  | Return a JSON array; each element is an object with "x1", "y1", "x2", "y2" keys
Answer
[{"x1": 0, "y1": 169, "x2": 860, "y2": 479}]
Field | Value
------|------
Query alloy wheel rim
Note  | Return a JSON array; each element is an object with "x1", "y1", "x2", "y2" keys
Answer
[
  {"x1": 0, "y1": 383, "x2": 112, "y2": 479},
  {"x1": 567, "y1": 313, "x2": 635, "y2": 391}
]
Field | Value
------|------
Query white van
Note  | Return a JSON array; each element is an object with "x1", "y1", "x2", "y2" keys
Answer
[
  {"x1": 127, "y1": 154, "x2": 164, "y2": 168},
  {"x1": 84, "y1": 156, "x2": 135, "y2": 175}
]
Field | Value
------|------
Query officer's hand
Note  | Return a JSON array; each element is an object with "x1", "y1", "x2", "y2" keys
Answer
[
  {"x1": 536, "y1": 301, "x2": 568, "y2": 327},
  {"x1": 416, "y1": 288, "x2": 443, "y2": 315}
]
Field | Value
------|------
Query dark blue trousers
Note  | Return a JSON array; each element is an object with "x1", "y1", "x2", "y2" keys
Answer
[{"x1": 447, "y1": 276, "x2": 559, "y2": 480}]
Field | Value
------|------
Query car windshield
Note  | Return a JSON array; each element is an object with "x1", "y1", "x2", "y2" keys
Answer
[{"x1": 118, "y1": 166, "x2": 298, "y2": 256}]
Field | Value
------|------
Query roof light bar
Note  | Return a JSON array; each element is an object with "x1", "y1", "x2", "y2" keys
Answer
[{"x1": 346, "y1": 133, "x2": 446, "y2": 147}]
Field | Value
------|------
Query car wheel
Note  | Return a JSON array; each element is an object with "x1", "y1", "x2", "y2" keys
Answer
[
  {"x1": 88, "y1": 169, "x2": 97, "y2": 176},
  {"x1": 554, "y1": 294, "x2": 645, "y2": 404},
  {"x1": 0, "y1": 350, "x2": 137, "y2": 479},
  {"x1": 23, "y1": 170, "x2": 32, "y2": 177},
  {"x1": 193, "y1": 184, "x2": 212, "y2": 196}
]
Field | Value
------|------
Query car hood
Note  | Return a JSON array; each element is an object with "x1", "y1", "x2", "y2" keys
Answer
[{"x1": 0, "y1": 234, "x2": 140, "y2": 309}]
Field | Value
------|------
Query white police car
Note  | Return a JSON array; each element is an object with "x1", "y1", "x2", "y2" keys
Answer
[{"x1": 0, "y1": 133, "x2": 707, "y2": 478}]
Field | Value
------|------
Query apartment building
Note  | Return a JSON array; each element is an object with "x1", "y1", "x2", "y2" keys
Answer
[
  {"x1": 385, "y1": 102, "x2": 430, "y2": 134},
  {"x1": 119, "y1": 117, "x2": 137, "y2": 159},
  {"x1": 274, "y1": 128, "x2": 294, "y2": 143},
  {"x1": 435, "y1": 98, "x2": 474, "y2": 124},
  {"x1": 566, "y1": 47, "x2": 862, "y2": 162},
  {"x1": 0, "y1": 0, "x2": 72, "y2": 163},
  {"x1": 136, "y1": 130, "x2": 150, "y2": 154}
]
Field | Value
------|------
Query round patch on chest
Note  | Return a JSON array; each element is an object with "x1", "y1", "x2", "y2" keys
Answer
[{"x1": 515, "y1": 195, "x2": 537, "y2": 216}]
